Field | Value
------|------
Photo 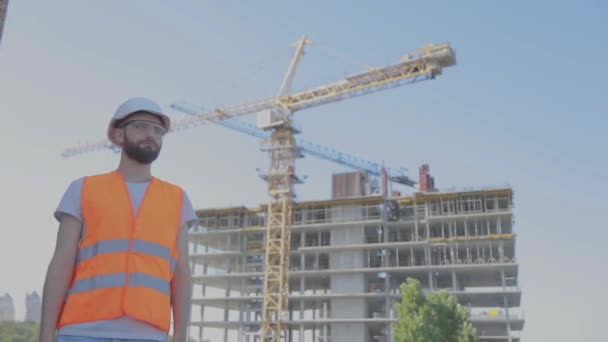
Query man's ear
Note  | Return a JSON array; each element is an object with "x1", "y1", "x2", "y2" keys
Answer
[{"x1": 112, "y1": 127, "x2": 125, "y2": 146}]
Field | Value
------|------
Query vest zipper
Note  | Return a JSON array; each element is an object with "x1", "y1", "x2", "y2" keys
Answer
[
  {"x1": 123, "y1": 219, "x2": 135, "y2": 311},
  {"x1": 117, "y1": 172, "x2": 155, "y2": 314}
]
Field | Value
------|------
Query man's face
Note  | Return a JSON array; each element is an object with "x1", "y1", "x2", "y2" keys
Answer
[{"x1": 114, "y1": 112, "x2": 166, "y2": 164}]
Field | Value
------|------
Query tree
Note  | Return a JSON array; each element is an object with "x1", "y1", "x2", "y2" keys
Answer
[
  {"x1": 394, "y1": 278, "x2": 478, "y2": 342},
  {"x1": 0, "y1": 321, "x2": 39, "y2": 342}
]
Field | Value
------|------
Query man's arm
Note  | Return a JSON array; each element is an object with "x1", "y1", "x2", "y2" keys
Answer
[
  {"x1": 171, "y1": 224, "x2": 192, "y2": 342},
  {"x1": 38, "y1": 214, "x2": 82, "y2": 342}
]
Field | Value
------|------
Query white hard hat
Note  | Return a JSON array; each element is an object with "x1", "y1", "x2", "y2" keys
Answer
[{"x1": 107, "y1": 97, "x2": 171, "y2": 143}]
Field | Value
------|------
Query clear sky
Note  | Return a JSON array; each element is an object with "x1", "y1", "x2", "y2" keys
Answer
[{"x1": 1, "y1": 1, "x2": 606, "y2": 341}]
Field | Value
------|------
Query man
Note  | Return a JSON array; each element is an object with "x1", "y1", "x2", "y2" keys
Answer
[{"x1": 39, "y1": 98, "x2": 197, "y2": 342}]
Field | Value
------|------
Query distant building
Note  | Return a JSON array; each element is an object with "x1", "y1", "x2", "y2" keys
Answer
[
  {"x1": 332, "y1": 171, "x2": 370, "y2": 199},
  {"x1": 0, "y1": 293, "x2": 15, "y2": 321},
  {"x1": 25, "y1": 291, "x2": 41, "y2": 323}
]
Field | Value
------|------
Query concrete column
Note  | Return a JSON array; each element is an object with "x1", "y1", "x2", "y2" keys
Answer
[
  {"x1": 224, "y1": 279, "x2": 230, "y2": 342},
  {"x1": 413, "y1": 201, "x2": 418, "y2": 239},
  {"x1": 450, "y1": 221, "x2": 456, "y2": 264},
  {"x1": 199, "y1": 306, "x2": 204, "y2": 342},
  {"x1": 383, "y1": 220, "x2": 392, "y2": 342},
  {"x1": 312, "y1": 301, "x2": 316, "y2": 342},
  {"x1": 396, "y1": 248, "x2": 400, "y2": 266},
  {"x1": 189, "y1": 241, "x2": 198, "y2": 342},
  {"x1": 242, "y1": 233, "x2": 248, "y2": 274},
  {"x1": 497, "y1": 216, "x2": 505, "y2": 262},
  {"x1": 300, "y1": 232, "x2": 306, "y2": 270},
  {"x1": 238, "y1": 302, "x2": 244, "y2": 342},
  {"x1": 410, "y1": 248, "x2": 414, "y2": 267},
  {"x1": 501, "y1": 270, "x2": 513, "y2": 342},
  {"x1": 238, "y1": 279, "x2": 246, "y2": 342},
  {"x1": 200, "y1": 244, "x2": 209, "y2": 342},
  {"x1": 288, "y1": 308, "x2": 293, "y2": 342},
  {"x1": 464, "y1": 220, "x2": 471, "y2": 263},
  {"x1": 244, "y1": 300, "x2": 250, "y2": 342},
  {"x1": 323, "y1": 301, "x2": 329, "y2": 342},
  {"x1": 414, "y1": 207, "x2": 419, "y2": 242},
  {"x1": 299, "y1": 273, "x2": 305, "y2": 342}
]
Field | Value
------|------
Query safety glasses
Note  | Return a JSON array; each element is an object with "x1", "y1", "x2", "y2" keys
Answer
[{"x1": 121, "y1": 120, "x2": 167, "y2": 137}]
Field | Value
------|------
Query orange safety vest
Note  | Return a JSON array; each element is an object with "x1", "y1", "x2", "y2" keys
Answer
[{"x1": 58, "y1": 171, "x2": 184, "y2": 332}]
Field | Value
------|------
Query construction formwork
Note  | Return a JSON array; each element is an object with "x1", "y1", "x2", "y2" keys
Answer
[{"x1": 188, "y1": 187, "x2": 524, "y2": 342}]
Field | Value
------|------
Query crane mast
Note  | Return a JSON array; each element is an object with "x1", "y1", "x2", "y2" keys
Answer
[
  {"x1": 259, "y1": 36, "x2": 310, "y2": 341},
  {"x1": 260, "y1": 121, "x2": 300, "y2": 341}
]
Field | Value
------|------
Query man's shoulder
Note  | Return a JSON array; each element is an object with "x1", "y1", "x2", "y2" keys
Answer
[
  {"x1": 63, "y1": 176, "x2": 85, "y2": 191},
  {"x1": 62, "y1": 172, "x2": 109, "y2": 186},
  {"x1": 83, "y1": 171, "x2": 115, "y2": 180},
  {"x1": 61, "y1": 173, "x2": 105, "y2": 194},
  {"x1": 154, "y1": 177, "x2": 186, "y2": 192}
]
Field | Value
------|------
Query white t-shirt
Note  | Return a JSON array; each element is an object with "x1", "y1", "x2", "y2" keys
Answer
[{"x1": 53, "y1": 177, "x2": 198, "y2": 340}]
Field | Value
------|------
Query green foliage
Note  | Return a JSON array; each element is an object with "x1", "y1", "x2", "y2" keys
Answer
[
  {"x1": 394, "y1": 278, "x2": 478, "y2": 342},
  {"x1": 0, "y1": 321, "x2": 39, "y2": 342}
]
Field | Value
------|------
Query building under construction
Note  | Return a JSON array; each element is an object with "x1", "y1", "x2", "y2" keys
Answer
[{"x1": 188, "y1": 171, "x2": 524, "y2": 342}]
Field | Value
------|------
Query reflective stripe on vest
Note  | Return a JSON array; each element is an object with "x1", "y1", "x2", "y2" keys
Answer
[
  {"x1": 77, "y1": 239, "x2": 177, "y2": 272},
  {"x1": 68, "y1": 273, "x2": 170, "y2": 296}
]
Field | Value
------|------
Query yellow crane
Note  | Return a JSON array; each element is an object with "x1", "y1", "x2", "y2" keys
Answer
[{"x1": 61, "y1": 35, "x2": 456, "y2": 342}]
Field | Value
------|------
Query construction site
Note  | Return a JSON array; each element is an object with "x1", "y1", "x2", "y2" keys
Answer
[
  {"x1": 187, "y1": 170, "x2": 523, "y2": 342},
  {"x1": 59, "y1": 33, "x2": 525, "y2": 342}
]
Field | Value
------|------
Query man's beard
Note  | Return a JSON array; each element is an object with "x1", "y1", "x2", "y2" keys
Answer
[{"x1": 123, "y1": 137, "x2": 161, "y2": 164}]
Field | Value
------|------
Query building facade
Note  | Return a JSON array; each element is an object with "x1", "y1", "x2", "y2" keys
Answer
[
  {"x1": 0, "y1": 293, "x2": 15, "y2": 321},
  {"x1": 25, "y1": 291, "x2": 41, "y2": 323}
]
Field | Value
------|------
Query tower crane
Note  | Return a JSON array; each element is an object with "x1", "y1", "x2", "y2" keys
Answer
[
  {"x1": 61, "y1": 35, "x2": 456, "y2": 341},
  {"x1": 170, "y1": 101, "x2": 417, "y2": 189}
]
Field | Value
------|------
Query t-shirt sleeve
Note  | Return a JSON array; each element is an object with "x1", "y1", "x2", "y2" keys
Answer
[
  {"x1": 181, "y1": 191, "x2": 198, "y2": 230},
  {"x1": 54, "y1": 178, "x2": 84, "y2": 223}
]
